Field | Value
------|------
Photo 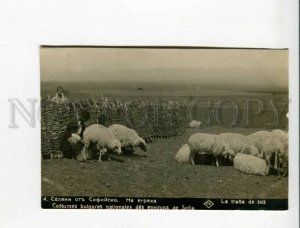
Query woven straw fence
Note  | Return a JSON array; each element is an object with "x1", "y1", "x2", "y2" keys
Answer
[{"x1": 41, "y1": 98, "x2": 189, "y2": 158}]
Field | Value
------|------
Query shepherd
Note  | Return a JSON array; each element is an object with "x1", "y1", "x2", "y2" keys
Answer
[{"x1": 51, "y1": 86, "x2": 68, "y2": 104}]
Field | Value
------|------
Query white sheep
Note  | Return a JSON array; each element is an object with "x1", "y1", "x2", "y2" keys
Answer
[
  {"x1": 271, "y1": 129, "x2": 288, "y2": 154},
  {"x1": 271, "y1": 129, "x2": 288, "y2": 150},
  {"x1": 216, "y1": 133, "x2": 260, "y2": 160},
  {"x1": 188, "y1": 133, "x2": 222, "y2": 166},
  {"x1": 108, "y1": 124, "x2": 147, "y2": 153},
  {"x1": 82, "y1": 124, "x2": 122, "y2": 162},
  {"x1": 189, "y1": 120, "x2": 202, "y2": 128},
  {"x1": 272, "y1": 129, "x2": 289, "y2": 176},
  {"x1": 247, "y1": 131, "x2": 272, "y2": 153},
  {"x1": 233, "y1": 153, "x2": 268, "y2": 176},
  {"x1": 248, "y1": 130, "x2": 287, "y2": 175},
  {"x1": 175, "y1": 144, "x2": 191, "y2": 163},
  {"x1": 271, "y1": 129, "x2": 288, "y2": 141},
  {"x1": 260, "y1": 138, "x2": 284, "y2": 174}
]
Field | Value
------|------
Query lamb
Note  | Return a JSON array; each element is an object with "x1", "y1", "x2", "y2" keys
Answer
[
  {"x1": 108, "y1": 124, "x2": 147, "y2": 153},
  {"x1": 81, "y1": 124, "x2": 122, "y2": 162},
  {"x1": 233, "y1": 153, "x2": 268, "y2": 176},
  {"x1": 175, "y1": 144, "x2": 191, "y2": 163},
  {"x1": 189, "y1": 120, "x2": 202, "y2": 128},
  {"x1": 188, "y1": 133, "x2": 223, "y2": 166},
  {"x1": 216, "y1": 133, "x2": 260, "y2": 160}
]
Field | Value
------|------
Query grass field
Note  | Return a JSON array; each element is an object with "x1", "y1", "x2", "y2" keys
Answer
[
  {"x1": 41, "y1": 81, "x2": 288, "y2": 99},
  {"x1": 42, "y1": 126, "x2": 288, "y2": 198}
]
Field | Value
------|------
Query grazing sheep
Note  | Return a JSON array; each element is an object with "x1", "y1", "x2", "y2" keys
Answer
[
  {"x1": 272, "y1": 129, "x2": 288, "y2": 138},
  {"x1": 189, "y1": 120, "x2": 202, "y2": 128},
  {"x1": 108, "y1": 124, "x2": 147, "y2": 153},
  {"x1": 216, "y1": 133, "x2": 260, "y2": 160},
  {"x1": 247, "y1": 131, "x2": 272, "y2": 153},
  {"x1": 175, "y1": 144, "x2": 191, "y2": 163},
  {"x1": 271, "y1": 129, "x2": 288, "y2": 176},
  {"x1": 82, "y1": 124, "x2": 122, "y2": 162},
  {"x1": 248, "y1": 130, "x2": 287, "y2": 175},
  {"x1": 261, "y1": 138, "x2": 285, "y2": 175},
  {"x1": 188, "y1": 133, "x2": 222, "y2": 166},
  {"x1": 233, "y1": 153, "x2": 268, "y2": 176},
  {"x1": 271, "y1": 129, "x2": 288, "y2": 150}
]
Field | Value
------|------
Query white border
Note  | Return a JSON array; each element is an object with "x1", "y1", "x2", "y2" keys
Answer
[{"x1": 0, "y1": 0, "x2": 298, "y2": 228}]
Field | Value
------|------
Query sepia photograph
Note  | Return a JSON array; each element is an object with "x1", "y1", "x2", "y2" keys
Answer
[
  {"x1": 1, "y1": 0, "x2": 298, "y2": 227},
  {"x1": 40, "y1": 47, "x2": 288, "y2": 210}
]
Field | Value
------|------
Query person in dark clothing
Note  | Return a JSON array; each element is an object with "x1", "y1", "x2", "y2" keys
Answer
[
  {"x1": 97, "y1": 113, "x2": 108, "y2": 127},
  {"x1": 60, "y1": 109, "x2": 91, "y2": 159}
]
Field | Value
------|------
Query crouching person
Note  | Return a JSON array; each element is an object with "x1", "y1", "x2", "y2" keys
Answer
[{"x1": 59, "y1": 109, "x2": 90, "y2": 160}]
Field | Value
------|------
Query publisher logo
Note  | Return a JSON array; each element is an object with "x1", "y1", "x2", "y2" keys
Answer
[{"x1": 204, "y1": 200, "x2": 214, "y2": 209}]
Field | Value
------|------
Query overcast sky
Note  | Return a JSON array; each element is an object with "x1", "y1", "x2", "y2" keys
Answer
[{"x1": 40, "y1": 47, "x2": 288, "y2": 88}]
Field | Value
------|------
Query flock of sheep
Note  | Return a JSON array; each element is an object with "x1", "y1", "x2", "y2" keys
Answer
[
  {"x1": 175, "y1": 129, "x2": 288, "y2": 176},
  {"x1": 67, "y1": 120, "x2": 288, "y2": 177},
  {"x1": 68, "y1": 123, "x2": 147, "y2": 161}
]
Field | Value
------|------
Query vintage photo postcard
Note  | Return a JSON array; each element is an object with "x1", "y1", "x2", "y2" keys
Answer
[{"x1": 40, "y1": 47, "x2": 288, "y2": 210}]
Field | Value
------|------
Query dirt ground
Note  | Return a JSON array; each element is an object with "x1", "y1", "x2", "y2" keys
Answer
[{"x1": 42, "y1": 126, "x2": 288, "y2": 198}]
